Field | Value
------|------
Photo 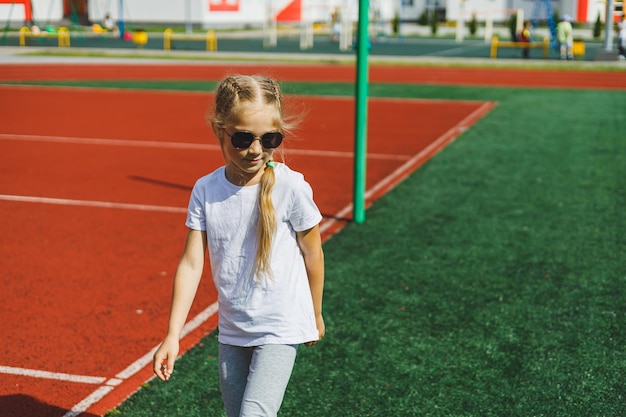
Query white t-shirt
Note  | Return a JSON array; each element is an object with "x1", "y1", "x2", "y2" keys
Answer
[{"x1": 186, "y1": 163, "x2": 322, "y2": 346}]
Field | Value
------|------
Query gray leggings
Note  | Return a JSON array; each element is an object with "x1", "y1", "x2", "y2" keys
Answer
[{"x1": 219, "y1": 343, "x2": 298, "y2": 417}]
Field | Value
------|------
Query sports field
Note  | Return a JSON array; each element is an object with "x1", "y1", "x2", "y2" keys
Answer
[
  {"x1": 0, "y1": 29, "x2": 618, "y2": 62},
  {"x1": 1, "y1": 56, "x2": 625, "y2": 417}
]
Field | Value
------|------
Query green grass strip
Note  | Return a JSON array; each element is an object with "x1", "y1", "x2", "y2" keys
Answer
[{"x1": 72, "y1": 81, "x2": 622, "y2": 416}]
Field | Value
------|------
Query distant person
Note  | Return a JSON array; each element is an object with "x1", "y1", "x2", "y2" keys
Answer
[
  {"x1": 518, "y1": 20, "x2": 533, "y2": 59},
  {"x1": 618, "y1": 15, "x2": 626, "y2": 59},
  {"x1": 152, "y1": 75, "x2": 325, "y2": 417},
  {"x1": 102, "y1": 13, "x2": 116, "y2": 32},
  {"x1": 556, "y1": 15, "x2": 574, "y2": 60},
  {"x1": 330, "y1": 6, "x2": 340, "y2": 41}
]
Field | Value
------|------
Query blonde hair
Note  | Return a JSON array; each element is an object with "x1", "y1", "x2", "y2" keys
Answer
[{"x1": 208, "y1": 75, "x2": 293, "y2": 278}]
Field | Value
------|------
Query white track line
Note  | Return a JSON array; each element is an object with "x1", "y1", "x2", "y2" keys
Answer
[
  {"x1": 319, "y1": 129, "x2": 456, "y2": 237},
  {"x1": 362, "y1": 101, "x2": 496, "y2": 200},
  {"x1": 0, "y1": 194, "x2": 187, "y2": 213},
  {"x1": 0, "y1": 366, "x2": 106, "y2": 384},
  {"x1": 60, "y1": 301, "x2": 219, "y2": 417},
  {"x1": 0, "y1": 133, "x2": 220, "y2": 151},
  {"x1": 115, "y1": 302, "x2": 219, "y2": 381},
  {"x1": 0, "y1": 133, "x2": 410, "y2": 161},
  {"x1": 319, "y1": 101, "x2": 496, "y2": 238},
  {"x1": 61, "y1": 387, "x2": 115, "y2": 417}
]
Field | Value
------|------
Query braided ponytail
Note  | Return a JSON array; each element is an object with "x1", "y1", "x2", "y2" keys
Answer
[
  {"x1": 255, "y1": 160, "x2": 277, "y2": 277},
  {"x1": 253, "y1": 77, "x2": 283, "y2": 278}
]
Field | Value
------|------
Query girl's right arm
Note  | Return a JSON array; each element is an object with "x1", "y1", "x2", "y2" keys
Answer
[{"x1": 153, "y1": 228, "x2": 207, "y2": 381}]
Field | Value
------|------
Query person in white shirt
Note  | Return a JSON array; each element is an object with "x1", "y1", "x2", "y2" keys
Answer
[
  {"x1": 618, "y1": 15, "x2": 626, "y2": 59},
  {"x1": 556, "y1": 15, "x2": 574, "y2": 60},
  {"x1": 153, "y1": 74, "x2": 325, "y2": 417},
  {"x1": 102, "y1": 13, "x2": 116, "y2": 32}
]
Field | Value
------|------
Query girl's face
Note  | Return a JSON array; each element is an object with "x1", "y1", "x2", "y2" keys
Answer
[{"x1": 219, "y1": 106, "x2": 280, "y2": 186}]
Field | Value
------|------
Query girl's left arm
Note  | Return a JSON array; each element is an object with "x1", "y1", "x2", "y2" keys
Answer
[{"x1": 296, "y1": 224, "x2": 325, "y2": 346}]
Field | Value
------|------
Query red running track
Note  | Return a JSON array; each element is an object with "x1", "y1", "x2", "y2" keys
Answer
[
  {"x1": 0, "y1": 62, "x2": 625, "y2": 89},
  {"x1": 0, "y1": 63, "x2": 495, "y2": 417}
]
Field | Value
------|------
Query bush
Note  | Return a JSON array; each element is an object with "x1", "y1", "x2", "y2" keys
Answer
[
  {"x1": 430, "y1": 9, "x2": 438, "y2": 35},
  {"x1": 392, "y1": 13, "x2": 400, "y2": 35},
  {"x1": 553, "y1": 8, "x2": 560, "y2": 26},
  {"x1": 509, "y1": 13, "x2": 518, "y2": 41},
  {"x1": 417, "y1": 9, "x2": 429, "y2": 26},
  {"x1": 468, "y1": 13, "x2": 478, "y2": 36},
  {"x1": 593, "y1": 13, "x2": 602, "y2": 38}
]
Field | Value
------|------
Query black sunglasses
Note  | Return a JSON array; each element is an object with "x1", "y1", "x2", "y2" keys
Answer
[{"x1": 228, "y1": 131, "x2": 284, "y2": 149}]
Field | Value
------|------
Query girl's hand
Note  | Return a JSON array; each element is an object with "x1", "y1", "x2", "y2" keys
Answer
[
  {"x1": 153, "y1": 335, "x2": 179, "y2": 381},
  {"x1": 305, "y1": 314, "x2": 325, "y2": 347}
]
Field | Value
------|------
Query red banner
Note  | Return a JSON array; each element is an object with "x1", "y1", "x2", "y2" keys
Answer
[
  {"x1": 275, "y1": 0, "x2": 301, "y2": 22},
  {"x1": 209, "y1": 0, "x2": 240, "y2": 12}
]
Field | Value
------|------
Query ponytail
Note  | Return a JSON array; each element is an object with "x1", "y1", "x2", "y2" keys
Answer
[{"x1": 255, "y1": 160, "x2": 277, "y2": 278}]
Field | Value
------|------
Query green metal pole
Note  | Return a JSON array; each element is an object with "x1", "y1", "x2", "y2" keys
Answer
[
  {"x1": 118, "y1": 0, "x2": 125, "y2": 38},
  {"x1": 604, "y1": 0, "x2": 614, "y2": 51},
  {"x1": 353, "y1": 0, "x2": 370, "y2": 224}
]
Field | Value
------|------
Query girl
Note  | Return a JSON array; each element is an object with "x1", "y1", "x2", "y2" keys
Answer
[{"x1": 153, "y1": 75, "x2": 325, "y2": 417}]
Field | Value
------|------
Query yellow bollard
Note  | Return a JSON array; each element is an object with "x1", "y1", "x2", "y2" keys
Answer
[
  {"x1": 164, "y1": 28, "x2": 173, "y2": 50},
  {"x1": 58, "y1": 27, "x2": 70, "y2": 47},
  {"x1": 542, "y1": 37, "x2": 549, "y2": 59},
  {"x1": 573, "y1": 40, "x2": 585, "y2": 58},
  {"x1": 206, "y1": 30, "x2": 217, "y2": 52},
  {"x1": 19, "y1": 26, "x2": 31, "y2": 47},
  {"x1": 490, "y1": 36, "x2": 498, "y2": 59}
]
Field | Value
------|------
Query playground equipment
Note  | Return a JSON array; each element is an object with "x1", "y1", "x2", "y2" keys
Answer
[
  {"x1": 454, "y1": 8, "x2": 523, "y2": 44},
  {"x1": 530, "y1": 0, "x2": 557, "y2": 48},
  {"x1": 263, "y1": 1, "x2": 277, "y2": 47},
  {"x1": 91, "y1": 0, "x2": 137, "y2": 39},
  {"x1": 1, "y1": 0, "x2": 32, "y2": 42},
  {"x1": 261, "y1": 0, "x2": 355, "y2": 51},
  {"x1": 163, "y1": 28, "x2": 217, "y2": 51},
  {"x1": 299, "y1": 2, "x2": 314, "y2": 50},
  {"x1": 0, "y1": 0, "x2": 32, "y2": 22},
  {"x1": 19, "y1": 25, "x2": 70, "y2": 47},
  {"x1": 131, "y1": 28, "x2": 147, "y2": 46},
  {"x1": 490, "y1": 35, "x2": 550, "y2": 58}
]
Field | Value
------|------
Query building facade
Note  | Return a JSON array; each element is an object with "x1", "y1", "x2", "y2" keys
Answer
[{"x1": 0, "y1": 0, "x2": 615, "y2": 27}]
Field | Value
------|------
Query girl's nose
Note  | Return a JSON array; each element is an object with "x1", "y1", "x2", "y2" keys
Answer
[{"x1": 249, "y1": 137, "x2": 264, "y2": 153}]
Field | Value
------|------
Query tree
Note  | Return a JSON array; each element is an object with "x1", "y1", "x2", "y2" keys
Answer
[
  {"x1": 593, "y1": 13, "x2": 602, "y2": 39},
  {"x1": 469, "y1": 13, "x2": 478, "y2": 36},
  {"x1": 430, "y1": 9, "x2": 438, "y2": 35},
  {"x1": 509, "y1": 12, "x2": 518, "y2": 41}
]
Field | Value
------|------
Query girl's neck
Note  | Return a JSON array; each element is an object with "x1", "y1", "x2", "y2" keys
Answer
[{"x1": 225, "y1": 166, "x2": 264, "y2": 186}]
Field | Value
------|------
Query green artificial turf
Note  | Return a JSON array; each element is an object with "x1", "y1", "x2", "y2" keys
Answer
[{"x1": 75, "y1": 80, "x2": 624, "y2": 416}]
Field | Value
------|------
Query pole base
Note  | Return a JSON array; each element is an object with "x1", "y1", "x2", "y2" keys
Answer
[{"x1": 594, "y1": 50, "x2": 620, "y2": 61}]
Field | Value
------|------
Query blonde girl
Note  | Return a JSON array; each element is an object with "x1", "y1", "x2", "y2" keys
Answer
[{"x1": 153, "y1": 75, "x2": 325, "y2": 417}]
